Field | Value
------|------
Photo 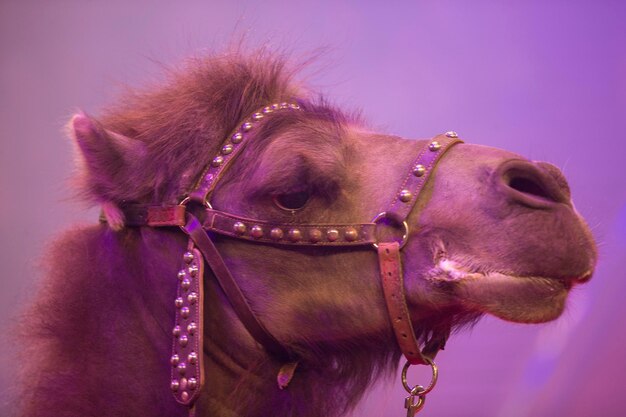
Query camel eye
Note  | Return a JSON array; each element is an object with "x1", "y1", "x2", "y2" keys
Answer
[{"x1": 273, "y1": 191, "x2": 310, "y2": 211}]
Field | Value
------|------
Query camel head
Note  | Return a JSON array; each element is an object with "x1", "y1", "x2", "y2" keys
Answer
[{"x1": 23, "y1": 52, "x2": 596, "y2": 417}]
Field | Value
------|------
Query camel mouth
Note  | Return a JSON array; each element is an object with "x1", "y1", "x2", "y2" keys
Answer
[
  {"x1": 429, "y1": 258, "x2": 590, "y2": 288},
  {"x1": 425, "y1": 258, "x2": 591, "y2": 323},
  {"x1": 425, "y1": 258, "x2": 590, "y2": 323}
]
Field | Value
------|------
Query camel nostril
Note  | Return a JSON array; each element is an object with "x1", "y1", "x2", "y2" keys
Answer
[
  {"x1": 507, "y1": 176, "x2": 552, "y2": 201},
  {"x1": 496, "y1": 160, "x2": 569, "y2": 208}
]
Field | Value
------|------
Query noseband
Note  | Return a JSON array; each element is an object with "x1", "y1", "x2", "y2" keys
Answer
[{"x1": 116, "y1": 102, "x2": 462, "y2": 415}]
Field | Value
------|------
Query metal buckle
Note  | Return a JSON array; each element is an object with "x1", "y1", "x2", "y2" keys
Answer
[
  {"x1": 401, "y1": 358, "x2": 438, "y2": 416},
  {"x1": 372, "y1": 211, "x2": 409, "y2": 249},
  {"x1": 401, "y1": 357, "x2": 438, "y2": 396},
  {"x1": 178, "y1": 197, "x2": 212, "y2": 232},
  {"x1": 178, "y1": 196, "x2": 212, "y2": 209}
]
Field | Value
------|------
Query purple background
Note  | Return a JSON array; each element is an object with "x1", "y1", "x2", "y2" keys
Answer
[{"x1": 1, "y1": 1, "x2": 625, "y2": 416}]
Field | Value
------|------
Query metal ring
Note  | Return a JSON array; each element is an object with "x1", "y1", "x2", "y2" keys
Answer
[
  {"x1": 178, "y1": 196, "x2": 212, "y2": 209},
  {"x1": 401, "y1": 358, "x2": 438, "y2": 396},
  {"x1": 371, "y1": 211, "x2": 409, "y2": 249},
  {"x1": 405, "y1": 390, "x2": 426, "y2": 413}
]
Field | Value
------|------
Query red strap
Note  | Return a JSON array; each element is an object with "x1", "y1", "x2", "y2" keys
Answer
[{"x1": 377, "y1": 242, "x2": 428, "y2": 365}]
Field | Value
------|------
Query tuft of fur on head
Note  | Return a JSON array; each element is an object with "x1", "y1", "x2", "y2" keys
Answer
[{"x1": 67, "y1": 49, "x2": 314, "y2": 217}]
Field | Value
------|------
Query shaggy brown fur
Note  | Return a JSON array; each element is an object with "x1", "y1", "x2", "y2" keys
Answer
[{"x1": 17, "y1": 50, "x2": 596, "y2": 417}]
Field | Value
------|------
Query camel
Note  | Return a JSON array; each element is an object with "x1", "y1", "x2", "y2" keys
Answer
[{"x1": 17, "y1": 51, "x2": 596, "y2": 417}]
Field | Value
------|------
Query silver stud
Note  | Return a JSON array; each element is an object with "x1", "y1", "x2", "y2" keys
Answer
[
  {"x1": 344, "y1": 228, "x2": 358, "y2": 242},
  {"x1": 177, "y1": 270, "x2": 186, "y2": 280},
  {"x1": 231, "y1": 132, "x2": 243, "y2": 144},
  {"x1": 177, "y1": 362, "x2": 187, "y2": 375},
  {"x1": 188, "y1": 352, "x2": 198, "y2": 364},
  {"x1": 187, "y1": 322, "x2": 197, "y2": 335},
  {"x1": 181, "y1": 307, "x2": 190, "y2": 319},
  {"x1": 188, "y1": 378, "x2": 198, "y2": 390},
  {"x1": 188, "y1": 265, "x2": 198, "y2": 277},
  {"x1": 181, "y1": 391, "x2": 189, "y2": 401},
  {"x1": 327, "y1": 229, "x2": 339, "y2": 242},
  {"x1": 211, "y1": 156, "x2": 224, "y2": 167},
  {"x1": 445, "y1": 131, "x2": 458, "y2": 138},
  {"x1": 252, "y1": 112, "x2": 264, "y2": 121},
  {"x1": 172, "y1": 325, "x2": 181, "y2": 337},
  {"x1": 179, "y1": 335, "x2": 189, "y2": 347},
  {"x1": 262, "y1": 106, "x2": 273, "y2": 114},
  {"x1": 171, "y1": 354, "x2": 180, "y2": 367},
  {"x1": 271, "y1": 103, "x2": 280, "y2": 110},
  {"x1": 181, "y1": 278, "x2": 191, "y2": 291},
  {"x1": 399, "y1": 189, "x2": 413, "y2": 202},
  {"x1": 250, "y1": 225, "x2": 263, "y2": 238},
  {"x1": 270, "y1": 228, "x2": 284, "y2": 240},
  {"x1": 187, "y1": 292, "x2": 198, "y2": 304},
  {"x1": 221, "y1": 144, "x2": 234, "y2": 155},
  {"x1": 429, "y1": 141, "x2": 441, "y2": 151},
  {"x1": 183, "y1": 252, "x2": 194, "y2": 264},
  {"x1": 171, "y1": 379, "x2": 180, "y2": 391},
  {"x1": 309, "y1": 229, "x2": 322, "y2": 243},
  {"x1": 280, "y1": 102, "x2": 289, "y2": 109},
  {"x1": 233, "y1": 221, "x2": 246, "y2": 235},
  {"x1": 413, "y1": 164, "x2": 426, "y2": 177},
  {"x1": 289, "y1": 103, "x2": 300, "y2": 109},
  {"x1": 242, "y1": 122, "x2": 253, "y2": 131},
  {"x1": 288, "y1": 229, "x2": 302, "y2": 242},
  {"x1": 175, "y1": 297, "x2": 184, "y2": 308}
]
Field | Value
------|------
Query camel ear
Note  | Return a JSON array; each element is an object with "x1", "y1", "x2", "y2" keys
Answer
[
  {"x1": 69, "y1": 112, "x2": 147, "y2": 230},
  {"x1": 70, "y1": 112, "x2": 146, "y2": 168}
]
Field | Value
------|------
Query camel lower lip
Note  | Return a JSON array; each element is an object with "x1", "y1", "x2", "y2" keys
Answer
[
  {"x1": 430, "y1": 258, "x2": 580, "y2": 289},
  {"x1": 436, "y1": 271, "x2": 570, "y2": 291},
  {"x1": 427, "y1": 259, "x2": 573, "y2": 323}
]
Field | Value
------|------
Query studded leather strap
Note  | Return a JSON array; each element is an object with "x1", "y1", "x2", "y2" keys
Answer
[
  {"x1": 387, "y1": 133, "x2": 462, "y2": 222},
  {"x1": 188, "y1": 103, "x2": 301, "y2": 204},
  {"x1": 170, "y1": 243, "x2": 205, "y2": 405},
  {"x1": 118, "y1": 205, "x2": 377, "y2": 246},
  {"x1": 203, "y1": 209, "x2": 376, "y2": 246}
]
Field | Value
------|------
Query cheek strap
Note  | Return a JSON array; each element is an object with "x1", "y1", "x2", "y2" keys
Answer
[{"x1": 378, "y1": 242, "x2": 425, "y2": 365}]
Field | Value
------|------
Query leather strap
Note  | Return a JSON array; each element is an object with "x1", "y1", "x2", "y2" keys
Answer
[
  {"x1": 203, "y1": 209, "x2": 376, "y2": 246},
  {"x1": 170, "y1": 243, "x2": 205, "y2": 405},
  {"x1": 120, "y1": 205, "x2": 186, "y2": 227},
  {"x1": 120, "y1": 206, "x2": 377, "y2": 246},
  {"x1": 387, "y1": 134, "x2": 462, "y2": 222},
  {"x1": 374, "y1": 135, "x2": 461, "y2": 365},
  {"x1": 188, "y1": 103, "x2": 301, "y2": 204},
  {"x1": 182, "y1": 213, "x2": 292, "y2": 360},
  {"x1": 378, "y1": 242, "x2": 426, "y2": 365}
]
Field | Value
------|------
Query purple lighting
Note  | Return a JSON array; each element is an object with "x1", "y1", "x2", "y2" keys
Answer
[{"x1": 1, "y1": 1, "x2": 624, "y2": 417}]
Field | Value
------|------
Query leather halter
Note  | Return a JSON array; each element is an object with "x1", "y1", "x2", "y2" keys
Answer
[{"x1": 114, "y1": 102, "x2": 462, "y2": 411}]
